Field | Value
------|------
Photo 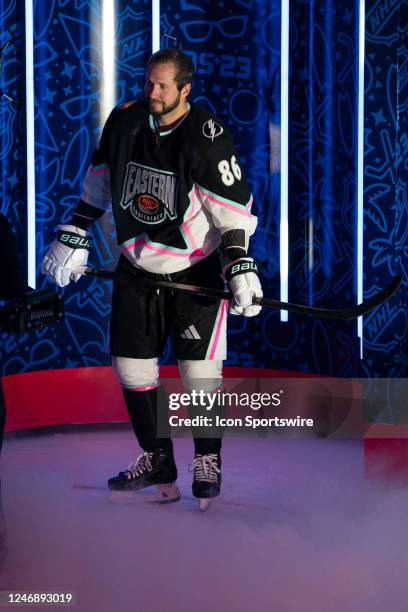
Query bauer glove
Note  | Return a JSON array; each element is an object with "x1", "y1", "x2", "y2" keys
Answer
[
  {"x1": 41, "y1": 224, "x2": 92, "y2": 287},
  {"x1": 223, "y1": 257, "x2": 263, "y2": 317}
]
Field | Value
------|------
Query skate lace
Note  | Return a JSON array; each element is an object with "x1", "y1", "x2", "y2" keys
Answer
[
  {"x1": 125, "y1": 452, "x2": 154, "y2": 480},
  {"x1": 189, "y1": 454, "x2": 220, "y2": 483}
]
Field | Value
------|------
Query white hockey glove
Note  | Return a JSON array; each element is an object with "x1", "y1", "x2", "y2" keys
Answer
[
  {"x1": 41, "y1": 224, "x2": 92, "y2": 287},
  {"x1": 223, "y1": 257, "x2": 263, "y2": 317}
]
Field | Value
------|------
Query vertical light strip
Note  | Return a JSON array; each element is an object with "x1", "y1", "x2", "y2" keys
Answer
[
  {"x1": 357, "y1": 0, "x2": 365, "y2": 358},
  {"x1": 25, "y1": 0, "x2": 36, "y2": 288},
  {"x1": 280, "y1": 0, "x2": 290, "y2": 321},
  {"x1": 308, "y1": 218, "x2": 314, "y2": 272},
  {"x1": 101, "y1": 0, "x2": 116, "y2": 124},
  {"x1": 152, "y1": 0, "x2": 160, "y2": 52}
]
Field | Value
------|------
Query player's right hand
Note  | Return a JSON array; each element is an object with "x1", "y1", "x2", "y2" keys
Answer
[{"x1": 41, "y1": 224, "x2": 93, "y2": 287}]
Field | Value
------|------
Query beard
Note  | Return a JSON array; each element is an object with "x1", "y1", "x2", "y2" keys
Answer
[{"x1": 147, "y1": 91, "x2": 181, "y2": 116}]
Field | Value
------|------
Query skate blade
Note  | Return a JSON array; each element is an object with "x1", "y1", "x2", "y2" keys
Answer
[
  {"x1": 108, "y1": 490, "x2": 145, "y2": 503},
  {"x1": 145, "y1": 483, "x2": 181, "y2": 505},
  {"x1": 108, "y1": 483, "x2": 180, "y2": 505},
  {"x1": 199, "y1": 498, "x2": 212, "y2": 512}
]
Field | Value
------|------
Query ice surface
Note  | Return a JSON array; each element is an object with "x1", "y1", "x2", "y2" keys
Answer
[{"x1": 0, "y1": 431, "x2": 407, "y2": 612}]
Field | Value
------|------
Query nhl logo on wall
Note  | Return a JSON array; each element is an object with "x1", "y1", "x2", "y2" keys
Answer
[{"x1": 202, "y1": 119, "x2": 223, "y2": 141}]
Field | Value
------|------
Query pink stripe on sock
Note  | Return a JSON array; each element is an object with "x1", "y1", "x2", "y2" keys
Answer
[{"x1": 127, "y1": 384, "x2": 160, "y2": 392}]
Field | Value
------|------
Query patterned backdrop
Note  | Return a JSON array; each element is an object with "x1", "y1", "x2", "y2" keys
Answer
[
  {"x1": 362, "y1": 0, "x2": 408, "y2": 384},
  {"x1": 0, "y1": 2, "x2": 25, "y2": 283},
  {"x1": 0, "y1": 1, "x2": 407, "y2": 401}
]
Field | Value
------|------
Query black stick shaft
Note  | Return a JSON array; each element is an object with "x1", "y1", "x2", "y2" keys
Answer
[{"x1": 80, "y1": 267, "x2": 402, "y2": 321}]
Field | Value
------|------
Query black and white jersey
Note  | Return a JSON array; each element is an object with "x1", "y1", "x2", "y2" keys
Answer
[{"x1": 79, "y1": 101, "x2": 257, "y2": 274}]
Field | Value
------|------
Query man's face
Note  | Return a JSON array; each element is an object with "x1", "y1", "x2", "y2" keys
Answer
[{"x1": 144, "y1": 62, "x2": 184, "y2": 116}]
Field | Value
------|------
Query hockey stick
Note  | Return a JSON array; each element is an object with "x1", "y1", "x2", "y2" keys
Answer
[{"x1": 77, "y1": 267, "x2": 402, "y2": 320}]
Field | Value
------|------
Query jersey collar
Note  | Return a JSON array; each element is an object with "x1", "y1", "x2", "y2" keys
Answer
[{"x1": 149, "y1": 103, "x2": 191, "y2": 137}]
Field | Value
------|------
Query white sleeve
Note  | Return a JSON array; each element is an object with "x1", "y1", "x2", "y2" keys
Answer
[
  {"x1": 80, "y1": 163, "x2": 112, "y2": 212},
  {"x1": 195, "y1": 182, "x2": 257, "y2": 237}
]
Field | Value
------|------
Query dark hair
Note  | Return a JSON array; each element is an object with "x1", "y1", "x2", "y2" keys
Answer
[{"x1": 147, "y1": 48, "x2": 195, "y2": 90}]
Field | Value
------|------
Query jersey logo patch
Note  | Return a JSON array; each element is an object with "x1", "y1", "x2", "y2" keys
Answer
[
  {"x1": 202, "y1": 119, "x2": 223, "y2": 142},
  {"x1": 119, "y1": 162, "x2": 178, "y2": 224}
]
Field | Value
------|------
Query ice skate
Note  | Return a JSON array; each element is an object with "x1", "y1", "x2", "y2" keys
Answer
[
  {"x1": 108, "y1": 449, "x2": 180, "y2": 503},
  {"x1": 189, "y1": 453, "x2": 221, "y2": 512}
]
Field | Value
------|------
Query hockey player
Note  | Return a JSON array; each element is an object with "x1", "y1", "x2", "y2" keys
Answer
[{"x1": 41, "y1": 48, "x2": 263, "y2": 510}]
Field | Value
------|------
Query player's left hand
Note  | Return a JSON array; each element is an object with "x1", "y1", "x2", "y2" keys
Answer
[{"x1": 223, "y1": 257, "x2": 263, "y2": 317}]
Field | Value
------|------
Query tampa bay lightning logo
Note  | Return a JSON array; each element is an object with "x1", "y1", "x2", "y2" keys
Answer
[{"x1": 202, "y1": 119, "x2": 223, "y2": 141}]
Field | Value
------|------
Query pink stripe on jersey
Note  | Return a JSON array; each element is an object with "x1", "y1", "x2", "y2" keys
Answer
[
  {"x1": 187, "y1": 189, "x2": 198, "y2": 218},
  {"x1": 197, "y1": 189, "x2": 253, "y2": 217},
  {"x1": 209, "y1": 299, "x2": 228, "y2": 360},
  {"x1": 124, "y1": 235, "x2": 206, "y2": 258},
  {"x1": 181, "y1": 221, "x2": 198, "y2": 250}
]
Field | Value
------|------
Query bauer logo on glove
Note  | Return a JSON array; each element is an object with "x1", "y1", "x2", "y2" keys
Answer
[
  {"x1": 56, "y1": 231, "x2": 93, "y2": 250},
  {"x1": 226, "y1": 260, "x2": 258, "y2": 279}
]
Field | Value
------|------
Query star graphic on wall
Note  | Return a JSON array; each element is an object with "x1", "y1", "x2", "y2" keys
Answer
[
  {"x1": 130, "y1": 83, "x2": 142, "y2": 96},
  {"x1": 7, "y1": 171, "x2": 19, "y2": 189},
  {"x1": 63, "y1": 85, "x2": 73, "y2": 96},
  {"x1": 61, "y1": 62, "x2": 76, "y2": 78},
  {"x1": 212, "y1": 83, "x2": 221, "y2": 93},
  {"x1": 43, "y1": 88, "x2": 57, "y2": 103},
  {"x1": 372, "y1": 109, "x2": 386, "y2": 126},
  {"x1": 44, "y1": 71, "x2": 52, "y2": 81}
]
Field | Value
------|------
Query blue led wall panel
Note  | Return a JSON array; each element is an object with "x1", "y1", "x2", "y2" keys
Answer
[
  {"x1": 285, "y1": 1, "x2": 362, "y2": 376},
  {"x1": 361, "y1": 0, "x2": 408, "y2": 381}
]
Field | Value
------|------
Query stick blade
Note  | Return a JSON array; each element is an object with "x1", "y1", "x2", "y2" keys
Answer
[{"x1": 259, "y1": 274, "x2": 402, "y2": 320}]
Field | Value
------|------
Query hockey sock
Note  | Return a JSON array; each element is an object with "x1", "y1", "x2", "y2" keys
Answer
[
  {"x1": 193, "y1": 437, "x2": 222, "y2": 456},
  {"x1": 187, "y1": 391, "x2": 223, "y2": 456},
  {"x1": 123, "y1": 387, "x2": 173, "y2": 454}
]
